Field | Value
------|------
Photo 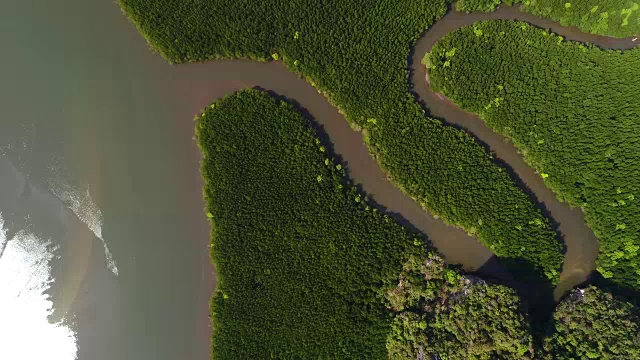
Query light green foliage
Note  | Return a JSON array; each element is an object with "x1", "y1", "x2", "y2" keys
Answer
[
  {"x1": 529, "y1": 0, "x2": 639, "y2": 36},
  {"x1": 119, "y1": 0, "x2": 563, "y2": 283},
  {"x1": 445, "y1": 47, "x2": 456, "y2": 58},
  {"x1": 384, "y1": 255, "x2": 534, "y2": 359},
  {"x1": 622, "y1": 3, "x2": 640, "y2": 26},
  {"x1": 421, "y1": 51, "x2": 432, "y2": 68},
  {"x1": 543, "y1": 286, "x2": 640, "y2": 359},
  {"x1": 429, "y1": 20, "x2": 640, "y2": 290},
  {"x1": 468, "y1": 0, "x2": 640, "y2": 37},
  {"x1": 457, "y1": 0, "x2": 507, "y2": 12},
  {"x1": 521, "y1": 0, "x2": 640, "y2": 36},
  {"x1": 197, "y1": 89, "x2": 432, "y2": 359}
]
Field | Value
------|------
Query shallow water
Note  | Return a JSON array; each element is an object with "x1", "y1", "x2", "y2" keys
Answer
[{"x1": 0, "y1": 1, "x2": 635, "y2": 359}]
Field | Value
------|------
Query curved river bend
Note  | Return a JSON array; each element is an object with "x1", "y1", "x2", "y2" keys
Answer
[
  {"x1": 0, "y1": 2, "x2": 636, "y2": 359},
  {"x1": 177, "y1": 5, "x2": 638, "y2": 300},
  {"x1": 413, "y1": 5, "x2": 637, "y2": 299}
]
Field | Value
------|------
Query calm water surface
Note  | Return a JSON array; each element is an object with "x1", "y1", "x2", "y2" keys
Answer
[
  {"x1": 1, "y1": 1, "x2": 635, "y2": 359},
  {"x1": 1, "y1": 1, "x2": 214, "y2": 359}
]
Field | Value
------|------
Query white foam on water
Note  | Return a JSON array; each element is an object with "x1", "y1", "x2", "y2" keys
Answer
[
  {"x1": 0, "y1": 213, "x2": 79, "y2": 360},
  {"x1": 0, "y1": 222, "x2": 8, "y2": 260},
  {"x1": 47, "y1": 172, "x2": 119, "y2": 276}
]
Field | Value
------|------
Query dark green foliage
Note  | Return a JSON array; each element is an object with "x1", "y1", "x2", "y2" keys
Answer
[
  {"x1": 543, "y1": 286, "x2": 640, "y2": 359},
  {"x1": 198, "y1": 89, "x2": 543, "y2": 359},
  {"x1": 458, "y1": 0, "x2": 640, "y2": 37},
  {"x1": 198, "y1": 89, "x2": 435, "y2": 359},
  {"x1": 428, "y1": 20, "x2": 640, "y2": 289},
  {"x1": 119, "y1": 0, "x2": 563, "y2": 284},
  {"x1": 385, "y1": 255, "x2": 533, "y2": 359}
]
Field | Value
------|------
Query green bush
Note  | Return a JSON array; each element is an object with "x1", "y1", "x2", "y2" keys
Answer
[
  {"x1": 385, "y1": 255, "x2": 534, "y2": 359},
  {"x1": 119, "y1": 0, "x2": 563, "y2": 284},
  {"x1": 543, "y1": 286, "x2": 640, "y2": 359},
  {"x1": 428, "y1": 20, "x2": 640, "y2": 289}
]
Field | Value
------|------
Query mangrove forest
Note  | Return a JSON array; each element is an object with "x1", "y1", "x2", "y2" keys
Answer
[
  {"x1": 116, "y1": 0, "x2": 640, "y2": 358},
  {"x1": 428, "y1": 19, "x2": 640, "y2": 290}
]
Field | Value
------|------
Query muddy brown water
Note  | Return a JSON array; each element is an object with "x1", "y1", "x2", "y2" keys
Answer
[
  {"x1": 413, "y1": 5, "x2": 638, "y2": 300},
  {"x1": 0, "y1": 1, "x2": 636, "y2": 359}
]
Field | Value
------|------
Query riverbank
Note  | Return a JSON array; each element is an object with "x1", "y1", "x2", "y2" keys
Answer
[
  {"x1": 108, "y1": 8, "x2": 639, "y2": 357},
  {"x1": 174, "y1": 3, "x2": 640, "y2": 300},
  {"x1": 411, "y1": 4, "x2": 638, "y2": 299}
]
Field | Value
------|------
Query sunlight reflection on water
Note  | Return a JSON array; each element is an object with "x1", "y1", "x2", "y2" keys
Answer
[{"x1": 0, "y1": 213, "x2": 79, "y2": 359}]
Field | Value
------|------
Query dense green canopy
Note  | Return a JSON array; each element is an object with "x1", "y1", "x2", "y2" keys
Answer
[
  {"x1": 457, "y1": 0, "x2": 513, "y2": 12},
  {"x1": 428, "y1": 19, "x2": 640, "y2": 289},
  {"x1": 457, "y1": 0, "x2": 640, "y2": 38},
  {"x1": 543, "y1": 286, "x2": 640, "y2": 359},
  {"x1": 198, "y1": 89, "x2": 425, "y2": 358},
  {"x1": 118, "y1": 0, "x2": 640, "y2": 356},
  {"x1": 198, "y1": 89, "x2": 538, "y2": 359},
  {"x1": 121, "y1": 0, "x2": 563, "y2": 284}
]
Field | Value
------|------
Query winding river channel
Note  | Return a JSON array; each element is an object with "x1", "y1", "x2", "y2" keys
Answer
[
  {"x1": 0, "y1": 1, "x2": 636, "y2": 359},
  {"x1": 414, "y1": 5, "x2": 638, "y2": 300}
]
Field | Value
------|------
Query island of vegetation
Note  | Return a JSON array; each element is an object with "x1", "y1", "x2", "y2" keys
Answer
[
  {"x1": 198, "y1": 89, "x2": 640, "y2": 359},
  {"x1": 120, "y1": 0, "x2": 565, "y2": 285},
  {"x1": 427, "y1": 19, "x2": 640, "y2": 290},
  {"x1": 457, "y1": 0, "x2": 640, "y2": 37}
]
